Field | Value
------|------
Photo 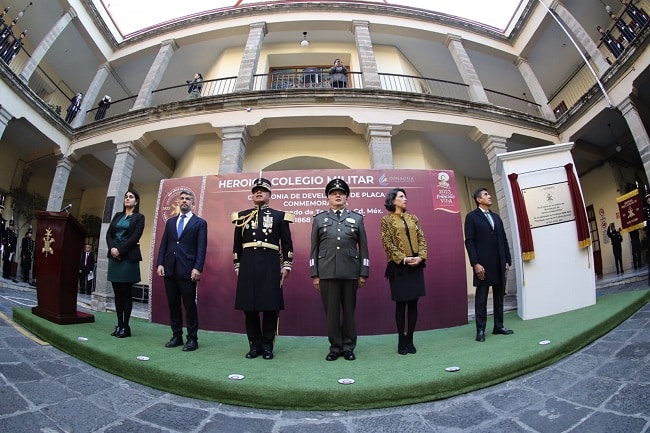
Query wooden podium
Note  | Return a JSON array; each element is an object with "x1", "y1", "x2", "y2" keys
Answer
[{"x1": 32, "y1": 211, "x2": 94, "y2": 324}]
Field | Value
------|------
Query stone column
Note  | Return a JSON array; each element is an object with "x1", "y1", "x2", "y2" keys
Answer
[
  {"x1": 352, "y1": 21, "x2": 381, "y2": 89},
  {"x1": 131, "y1": 40, "x2": 178, "y2": 110},
  {"x1": 471, "y1": 132, "x2": 516, "y2": 294},
  {"x1": 46, "y1": 155, "x2": 75, "y2": 212},
  {"x1": 234, "y1": 22, "x2": 267, "y2": 92},
  {"x1": 72, "y1": 62, "x2": 111, "y2": 128},
  {"x1": 445, "y1": 34, "x2": 489, "y2": 104},
  {"x1": 619, "y1": 96, "x2": 650, "y2": 181},
  {"x1": 366, "y1": 124, "x2": 394, "y2": 169},
  {"x1": 551, "y1": 0, "x2": 610, "y2": 76},
  {"x1": 218, "y1": 126, "x2": 249, "y2": 174},
  {"x1": 93, "y1": 142, "x2": 139, "y2": 312},
  {"x1": 515, "y1": 57, "x2": 556, "y2": 121},
  {"x1": 19, "y1": 8, "x2": 78, "y2": 82}
]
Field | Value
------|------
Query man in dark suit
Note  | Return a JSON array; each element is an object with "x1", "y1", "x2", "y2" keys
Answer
[
  {"x1": 464, "y1": 187, "x2": 513, "y2": 342},
  {"x1": 78, "y1": 244, "x2": 95, "y2": 294},
  {"x1": 232, "y1": 177, "x2": 294, "y2": 360},
  {"x1": 310, "y1": 179, "x2": 369, "y2": 361},
  {"x1": 156, "y1": 189, "x2": 208, "y2": 352}
]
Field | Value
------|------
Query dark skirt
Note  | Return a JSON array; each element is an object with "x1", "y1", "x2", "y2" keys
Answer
[
  {"x1": 385, "y1": 261, "x2": 426, "y2": 302},
  {"x1": 107, "y1": 257, "x2": 140, "y2": 284}
]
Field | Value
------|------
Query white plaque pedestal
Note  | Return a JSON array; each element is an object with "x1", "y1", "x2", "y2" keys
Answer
[{"x1": 497, "y1": 143, "x2": 596, "y2": 320}]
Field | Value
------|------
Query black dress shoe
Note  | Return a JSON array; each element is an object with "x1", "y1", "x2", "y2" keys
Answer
[
  {"x1": 262, "y1": 350, "x2": 274, "y2": 360},
  {"x1": 245, "y1": 348, "x2": 259, "y2": 359},
  {"x1": 116, "y1": 327, "x2": 131, "y2": 338},
  {"x1": 476, "y1": 330, "x2": 485, "y2": 342},
  {"x1": 343, "y1": 350, "x2": 356, "y2": 361},
  {"x1": 492, "y1": 327, "x2": 514, "y2": 335},
  {"x1": 326, "y1": 351, "x2": 339, "y2": 361},
  {"x1": 165, "y1": 336, "x2": 184, "y2": 348},
  {"x1": 110, "y1": 326, "x2": 120, "y2": 337},
  {"x1": 182, "y1": 340, "x2": 198, "y2": 351}
]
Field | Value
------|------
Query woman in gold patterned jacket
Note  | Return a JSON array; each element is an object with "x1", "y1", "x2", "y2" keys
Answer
[{"x1": 380, "y1": 188, "x2": 428, "y2": 355}]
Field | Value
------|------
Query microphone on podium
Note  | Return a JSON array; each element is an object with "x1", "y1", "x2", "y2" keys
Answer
[{"x1": 60, "y1": 204, "x2": 72, "y2": 213}]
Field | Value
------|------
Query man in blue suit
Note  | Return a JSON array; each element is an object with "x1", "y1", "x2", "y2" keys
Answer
[
  {"x1": 464, "y1": 187, "x2": 513, "y2": 342},
  {"x1": 156, "y1": 190, "x2": 208, "y2": 351}
]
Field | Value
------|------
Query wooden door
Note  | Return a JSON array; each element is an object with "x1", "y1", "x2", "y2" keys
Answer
[{"x1": 586, "y1": 205, "x2": 603, "y2": 276}]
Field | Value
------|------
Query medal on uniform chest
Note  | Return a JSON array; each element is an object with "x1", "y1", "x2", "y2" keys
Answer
[{"x1": 262, "y1": 211, "x2": 273, "y2": 234}]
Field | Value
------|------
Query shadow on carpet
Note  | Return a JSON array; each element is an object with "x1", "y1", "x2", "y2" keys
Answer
[{"x1": 12, "y1": 290, "x2": 649, "y2": 410}]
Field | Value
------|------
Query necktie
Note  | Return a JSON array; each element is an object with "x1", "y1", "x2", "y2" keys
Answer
[
  {"x1": 335, "y1": 210, "x2": 341, "y2": 220},
  {"x1": 484, "y1": 211, "x2": 494, "y2": 229},
  {"x1": 85, "y1": 252, "x2": 88, "y2": 266},
  {"x1": 177, "y1": 214, "x2": 186, "y2": 237}
]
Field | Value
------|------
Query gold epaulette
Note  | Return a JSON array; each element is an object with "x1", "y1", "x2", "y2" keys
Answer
[
  {"x1": 230, "y1": 211, "x2": 239, "y2": 223},
  {"x1": 284, "y1": 212, "x2": 295, "y2": 223}
]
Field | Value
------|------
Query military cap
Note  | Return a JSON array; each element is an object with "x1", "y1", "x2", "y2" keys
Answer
[
  {"x1": 325, "y1": 178, "x2": 350, "y2": 196},
  {"x1": 251, "y1": 177, "x2": 272, "y2": 193}
]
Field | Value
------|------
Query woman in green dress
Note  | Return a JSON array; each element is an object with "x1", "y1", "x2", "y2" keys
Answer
[{"x1": 106, "y1": 189, "x2": 145, "y2": 338}]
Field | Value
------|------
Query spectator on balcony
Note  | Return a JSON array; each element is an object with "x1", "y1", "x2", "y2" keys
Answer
[
  {"x1": 609, "y1": 11, "x2": 637, "y2": 44},
  {"x1": 621, "y1": 0, "x2": 648, "y2": 28},
  {"x1": 94, "y1": 95, "x2": 111, "y2": 120},
  {"x1": 65, "y1": 92, "x2": 83, "y2": 123},
  {"x1": 597, "y1": 25, "x2": 624, "y2": 58},
  {"x1": 0, "y1": 30, "x2": 25, "y2": 65},
  {"x1": 328, "y1": 59, "x2": 348, "y2": 88},
  {"x1": 186, "y1": 73, "x2": 203, "y2": 99}
]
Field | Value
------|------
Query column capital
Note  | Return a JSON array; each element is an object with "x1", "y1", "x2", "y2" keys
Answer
[
  {"x1": 161, "y1": 38, "x2": 179, "y2": 51},
  {"x1": 445, "y1": 33, "x2": 462, "y2": 46},
  {"x1": 618, "y1": 95, "x2": 637, "y2": 116},
  {"x1": 249, "y1": 21, "x2": 267, "y2": 35},
  {"x1": 364, "y1": 123, "x2": 393, "y2": 140},
  {"x1": 67, "y1": 7, "x2": 78, "y2": 20},
  {"x1": 514, "y1": 56, "x2": 528, "y2": 67}
]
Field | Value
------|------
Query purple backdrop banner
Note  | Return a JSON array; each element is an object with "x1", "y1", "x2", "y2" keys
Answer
[{"x1": 150, "y1": 169, "x2": 467, "y2": 336}]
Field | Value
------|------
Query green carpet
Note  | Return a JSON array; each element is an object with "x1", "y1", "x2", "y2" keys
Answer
[{"x1": 13, "y1": 290, "x2": 650, "y2": 410}]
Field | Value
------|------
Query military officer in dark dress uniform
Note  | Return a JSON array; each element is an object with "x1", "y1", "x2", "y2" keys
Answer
[
  {"x1": 232, "y1": 178, "x2": 294, "y2": 360},
  {"x1": 3, "y1": 219, "x2": 17, "y2": 280},
  {"x1": 310, "y1": 179, "x2": 369, "y2": 361},
  {"x1": 20, "y1": 227, "x2": 34, "y2": 283}
]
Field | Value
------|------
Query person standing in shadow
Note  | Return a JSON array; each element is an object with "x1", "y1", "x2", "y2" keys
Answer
[
  {"x1": 106, "y1": 189, "x2": 145, "y2": 338},
  {"x1": 607, "y1": 222, "x2": 624, "y2": 274},
  {"x1": 78, "y1": 244, "x2": 95, "y2": 295},
  {"x1": 464, "y1": 187, "x2": 513, "y2": 342},
  {"x1": 19, "y1": 227, "x2": 34, "y2": 283},
  {"x1": 157, "y1": 190, "x2": 208, "y2": 352},
  {"x1": 380, "y1": 188, "x2": 427, "y2": 355}
]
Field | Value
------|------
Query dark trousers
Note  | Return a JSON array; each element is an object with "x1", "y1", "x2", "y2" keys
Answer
[
  {"x1": 164, "y1": 277, "x2": 198, "y2": 341},
  {"x1": 631, "y1": 239, "x2": 642, "y2": 269},
  {"x1": 475, "y1": 284, "x2": 505, "y2": 332},
  {"x1": 2, "y1": 257, "x2": 13, "y2": 279},
  {"x1": 244, "y1": 310, "x2": 278, "y2": 351},
  {"x1": 21, "y1": 261, "x2": 31, "y2": 282},
  {"x1": 111, "y1": 282, "x2": 133, "y2": 329},
  {"x1": 79, "y1": 273, "x2": 92, "y2": 294},
  {"x1": 613, "y1": 245, "x2": 623, "y2": 273},
  {"x1": 320, "y1": 279, "x2": 358, "y2": 353}
]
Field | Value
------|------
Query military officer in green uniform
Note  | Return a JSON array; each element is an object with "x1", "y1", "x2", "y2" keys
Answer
[
  {"x1": 310, "y1": 179, "x2": 369, "y2": 361},
  {"x1": 232, "y1": 177, "x2": 294, "y2": 360}
]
